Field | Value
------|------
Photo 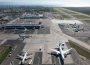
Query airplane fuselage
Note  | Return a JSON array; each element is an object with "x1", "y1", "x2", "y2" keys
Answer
[
  {"x1": 21, "y1": 52, "x2": 27, "y2": 63},
  {"x1": 59, "y1": 45, "x2": 64, "y2": 60}
]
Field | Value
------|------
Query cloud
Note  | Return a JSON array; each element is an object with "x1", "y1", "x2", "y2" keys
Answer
[
  {"x1": 62, "y1": 0, "x2": 90, "y2": 7},
  {"x1": 0, "y1": 0, "x2": 90, "y2": 7}
]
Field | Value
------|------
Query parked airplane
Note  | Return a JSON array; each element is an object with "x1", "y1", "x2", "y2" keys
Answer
[
  {"x1": 18, "y1": 33, "x2": 31, "y2": 40},
  {"x1": 23, "y1": 28, "x2": 29, "y2": 33},
  {"x1": 50, "y1": 43, "x2": 72, "y2": 65},
  {"x1": 50, "y1": 43, "x2": 72, "y2": 60},
  {"x1": 17, "y1": 52, "x2": 31, "y2": 65}
]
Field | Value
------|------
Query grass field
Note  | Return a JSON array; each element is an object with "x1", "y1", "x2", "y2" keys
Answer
[
  {"x1": 69, "y1": 41, "x2": 90, "y2": 60},
  {"x1": 61, "y1": 15, "x2": 71, "y2": 18},
  {"x1": 54, "y1": 8, "x2": 65, "y2": 14},
  {"x1": 0, "y1": 46, "x2": 12, "y2": 64},
  {"x1": 65, "y1": 7, "x2": 90, "y2": 15},
  {"x1": 83, "y1": 20, "x2": 90, "y2": 23},
  {"x1": 73, "y1": 15, "x2": 90, "y2": 19},
  {"x1": 61, "y1": 9, "x2": 78, "y2": 14}
]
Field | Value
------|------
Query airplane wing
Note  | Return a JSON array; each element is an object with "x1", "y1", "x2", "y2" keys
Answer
[
  {"x1": 26, "y1": 56, "x2": 31, "y2": 59},
  {"x1": 50, "y1": 49, "x2": 60, "y2": 54},
  {"x1": 17, "y1": 55, "x2": 24, "y2": 60},
  {"x1": 63, "y1": 48, "x2": 72, "y2": 55}
]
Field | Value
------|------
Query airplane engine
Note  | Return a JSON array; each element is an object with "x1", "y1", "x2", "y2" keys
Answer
[{"x1": 64, "y1": 54, "x2": 67, "y2": 58}]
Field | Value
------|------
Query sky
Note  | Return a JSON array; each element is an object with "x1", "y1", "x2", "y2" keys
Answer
[{"x1": 0, "y1": 0, "x2": 90, "y2": 7}]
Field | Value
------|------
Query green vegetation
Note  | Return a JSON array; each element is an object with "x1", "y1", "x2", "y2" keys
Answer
[
  {"x1": 73, "y1": 15, "x2": 90, "y2": 19},
  {"x1": 0, "y1": 46, "x2": 12, "y2": 64},
  {"x1": 53, "y1": 16, "x2": 61, "y2": 19},
  {"x1": 64, "y1": 11, "x2": 78, "y2": 14},
  {"x1": 61, "y1": 15, "x2": 71, "y2": 18},
  {"x1": 53, "y1": 8, "x2": 72, "y2": 19},
  {"x1": 61, "y1": 9, "x2": 78, "y2": 14},
  {"x1": 65, "y1": 7, "x2": 90, "y2": 15},
  {"x1": 27, "y1": 7, "x2": 56, "y2": 13},
  {"x1": 54, "y1": 8, "x2": 65, "y2": 14},
  {"x1": 84, "y1": 20, "x2": 90, "y2": 23},
  {"x1": 53, "y1": 15, "x2": 71, "y2": 19},
  {"x1": 69, "y1": 41, "x2": 90, "y2": 60}
]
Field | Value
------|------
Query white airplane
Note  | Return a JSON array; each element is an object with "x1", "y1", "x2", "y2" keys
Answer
[
  {"x1": 23, "y1": 28, "x2": 29, "y2": 33},
  {"x1": 50, "y1": 43, "x2": 72, "y2": 60},
  {"x1": 18, "y1": 33, "x2": 31, "y2": 40},
  {"x1": 17, "y1": 52, "x2": 31, "y2": 64}
]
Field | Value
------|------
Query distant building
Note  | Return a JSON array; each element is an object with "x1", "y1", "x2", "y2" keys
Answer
[{"x1": 20, "y1": 14, "x2": 45, "y2": 19}]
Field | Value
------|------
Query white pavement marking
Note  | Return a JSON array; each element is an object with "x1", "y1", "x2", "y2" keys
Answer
[
  {"x1": 0, "y1": 39, "x2": 7, "y2": 45},
  {"x1": 28, "y1": 60, "x2": 32, "y2": 64}
]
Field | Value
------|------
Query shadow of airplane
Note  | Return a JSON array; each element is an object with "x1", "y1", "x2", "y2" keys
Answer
[{"x1": 48, "y1": 52, "x2": 64, "y2": 65}]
